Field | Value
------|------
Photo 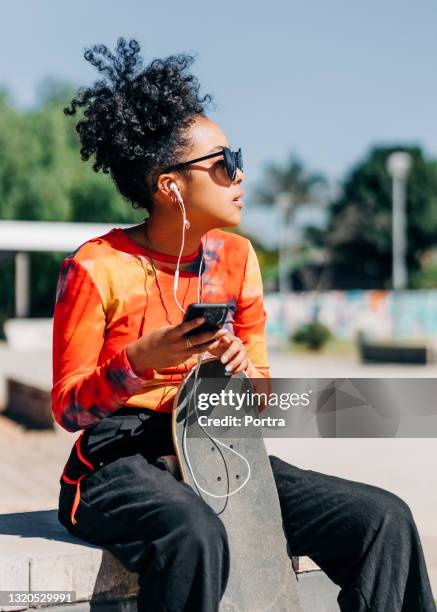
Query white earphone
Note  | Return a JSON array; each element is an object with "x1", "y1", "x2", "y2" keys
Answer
[
  {"x1": 170, "y1": 182, "x2": 190, "y2": 229},
  {"x1": 169, "y1": 181, "x2": 201, "y2": 314}
]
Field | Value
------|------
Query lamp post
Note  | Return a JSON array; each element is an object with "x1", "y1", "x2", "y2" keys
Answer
[
  {"x1": 276, "y1": 191, "x2": 293, "y2": 295},
  {"x1": 386, "y1": 152, "x2": 412, "y2": 290},
  {"x1": 275, "y1": 192, "x2": 293, "y2": 346}
]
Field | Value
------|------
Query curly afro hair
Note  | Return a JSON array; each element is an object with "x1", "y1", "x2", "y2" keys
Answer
[{"x1": 64, "y1": 37, "x2": 214, "y2": 213}]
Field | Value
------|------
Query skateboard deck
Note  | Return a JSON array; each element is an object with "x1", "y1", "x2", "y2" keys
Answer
[{"x1": 172, "y1": 358, "x2": 302, "y2": 612}]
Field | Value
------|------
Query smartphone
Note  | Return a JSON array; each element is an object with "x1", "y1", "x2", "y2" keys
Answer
[{"x1": 183, "y1": 303, "x2": 229, "y2": 337}]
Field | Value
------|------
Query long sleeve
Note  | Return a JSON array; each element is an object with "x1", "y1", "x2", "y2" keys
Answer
[
  {"x1": 232, "y1": 240, "x2": 271, "y2": 380},
  {"x1": 51, "y1": 256, "x2": 154, "y2": 433}
]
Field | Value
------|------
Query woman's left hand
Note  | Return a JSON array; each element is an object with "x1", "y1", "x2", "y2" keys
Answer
[{"x1": 207, "y1": 332, "x2": 249, "y2": 374}]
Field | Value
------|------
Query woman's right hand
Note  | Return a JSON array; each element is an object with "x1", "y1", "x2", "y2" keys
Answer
[{"x1": 125, "y1": 317, "x2": 228, "y2": 375}]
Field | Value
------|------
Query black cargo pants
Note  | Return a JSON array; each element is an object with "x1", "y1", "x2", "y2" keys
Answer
[{"x1": 58, "y1": 407, "x2": 436, "y2": 612}]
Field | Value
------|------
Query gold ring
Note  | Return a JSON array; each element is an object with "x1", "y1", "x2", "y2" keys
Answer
[{"x1": 185, "y1": 336, "x2": 193, "y2": 349}]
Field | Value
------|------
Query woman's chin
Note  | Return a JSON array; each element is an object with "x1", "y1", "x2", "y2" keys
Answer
[
  {"x1": 222, "y1": 207, "x2": 242, "y2": 227},
  {"x1": 207, "y1": 205, "x2": 242, "y2": 229}
]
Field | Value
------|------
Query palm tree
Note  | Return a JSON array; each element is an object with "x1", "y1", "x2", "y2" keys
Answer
[
  {"x1": 250, "y1": 154, "x2": 329, "y2": 293},
  {"x1": 252, "y1": 153, "x2": 327, "y2": 221}
]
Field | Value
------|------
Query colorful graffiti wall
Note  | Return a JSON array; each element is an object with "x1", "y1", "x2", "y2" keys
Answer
[{"x1": 264, "y1": 290, "x2": 437, "y2": 340}]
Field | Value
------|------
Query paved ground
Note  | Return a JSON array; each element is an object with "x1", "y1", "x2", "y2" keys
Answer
[{"x1": 0, "y1": 340, "x2": 436, "y2": 596}]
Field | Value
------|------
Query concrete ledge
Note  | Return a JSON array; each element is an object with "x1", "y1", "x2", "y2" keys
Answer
[
  {"x1": 0, "y1": 510, "x2": 340, "y2": 611},
  {"x1": 5, "y1": 378, "x2": 53, "y2": 429},
  {"x1": 0, "y1": 510, "x2": 139, "y2": 611}
]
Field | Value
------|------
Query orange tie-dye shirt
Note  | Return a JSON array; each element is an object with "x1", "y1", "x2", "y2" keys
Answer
[{"x1": 51, "y1": 227, "x2": 271, "y2": 432}]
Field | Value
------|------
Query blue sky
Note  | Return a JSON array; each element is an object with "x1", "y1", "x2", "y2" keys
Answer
[{"x1": 2, "y1": 0, "x2": 437, "y2": 197}]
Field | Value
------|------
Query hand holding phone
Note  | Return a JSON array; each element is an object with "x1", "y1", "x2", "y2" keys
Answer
[
  {"x1": 183, "y1": 303, "x2": 229, "y2": 337},
  {"x1": 126, "y1": 314, "x2": 228, "y2": 374}
]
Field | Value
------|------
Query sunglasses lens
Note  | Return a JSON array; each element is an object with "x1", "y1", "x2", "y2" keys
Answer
[
  {"x1": 222, "y1": 148, "x2": 234, "y2": 180},
  {"x1": 237, "y1": 148, "x2": 243, "y2": 172},
  {"x1": 223, "y1": 148, "x2": 243, "y2": 180}
]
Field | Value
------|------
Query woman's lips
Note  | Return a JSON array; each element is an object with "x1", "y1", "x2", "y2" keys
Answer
[{"x1": 232, "y1": 190, "x2": 245, "y2": 209}]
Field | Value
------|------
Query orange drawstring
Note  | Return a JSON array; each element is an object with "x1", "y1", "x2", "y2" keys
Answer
[
  {"x1": 70, "y1": 475, "x2": 86, "y2": 525},
  {"x1": 61, "y1": 432, "x2": 95, "y2": 526},
  {"x1": 75, "y1": 435, "x2": 94, "y2": 470}
]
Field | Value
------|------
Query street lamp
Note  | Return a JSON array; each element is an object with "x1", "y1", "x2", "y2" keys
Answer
[
  {"x1": 275, "y1": 192, "x2": 293, "y2": 347},
  {"x1": 276, "y1": 191, "x2": 293, "y2": 295},
  {"x1": 386, "y1": 151, "x2": 412, "y2": 290}
]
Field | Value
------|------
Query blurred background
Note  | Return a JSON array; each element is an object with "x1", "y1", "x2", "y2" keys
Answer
[{"x1": 0, "y1": 0, "x2": 437, "y2": 597}]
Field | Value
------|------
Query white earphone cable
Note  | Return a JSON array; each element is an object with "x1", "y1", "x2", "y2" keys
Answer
[
  {"x1": 173, "y1": 194, "x2": 188, "y2": 315},
  {"x1": 169, "y1": 182, "x2": 251, "y2": 503},
  {"x1": 183, "y1": 365, "x2": 251, "y2": 499}
]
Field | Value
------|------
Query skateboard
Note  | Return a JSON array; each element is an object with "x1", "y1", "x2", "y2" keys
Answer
[{"x1": 169, "y1": 357, "x2": 303, "y2": 612}]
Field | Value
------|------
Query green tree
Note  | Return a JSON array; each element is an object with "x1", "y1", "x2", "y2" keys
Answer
[
  {"x1": 325, "y1": 146, "x2": 437, "y2": 288},
  {"x1": 0, "y1": 81, "x2": 143, "y2": 329}
]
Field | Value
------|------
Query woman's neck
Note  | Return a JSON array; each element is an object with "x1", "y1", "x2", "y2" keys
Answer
[{"x1": 144, "y1": 216, "x2": 206, "y2": 257}]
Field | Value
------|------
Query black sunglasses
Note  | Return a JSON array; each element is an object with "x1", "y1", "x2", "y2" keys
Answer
[{"x1": 156, "y1": 147, "x2": 243, "y2": 188}]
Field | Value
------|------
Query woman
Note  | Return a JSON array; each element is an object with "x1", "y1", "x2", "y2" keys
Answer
[{"x1": 53, "y1": 38, "x2": 435, "y2": 612}]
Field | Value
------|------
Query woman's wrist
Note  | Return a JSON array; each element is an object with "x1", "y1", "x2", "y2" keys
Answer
[
  {"x1": 125, "y1": 341, "x2": 152, "y2": 377},
  {"x1": 243, "y1": 358, "x2": 257, "y2": 378}
]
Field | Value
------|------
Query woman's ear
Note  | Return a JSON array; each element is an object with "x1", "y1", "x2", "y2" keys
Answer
[
  {"x1": 153, "y1": 175, "x2": 189, "y2": 227},
  {"x1": 156, "y1": 174, "x2": 181, "y2": 199}
]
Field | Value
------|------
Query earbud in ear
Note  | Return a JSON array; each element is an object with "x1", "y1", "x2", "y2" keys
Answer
[
  {"x1": 170, "y1": 182, "x2": 181, "y2": 198},
  {"x1": 169, "y1": 182, "x2": 190, "y2": 229}
]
